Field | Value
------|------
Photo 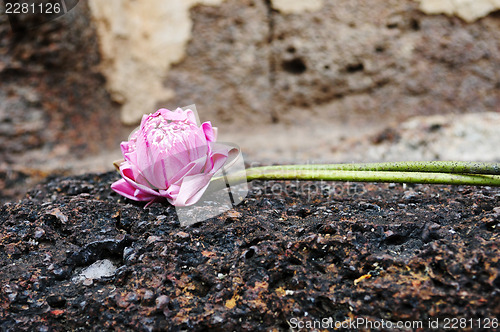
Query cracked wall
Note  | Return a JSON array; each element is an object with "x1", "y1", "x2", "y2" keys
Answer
[
  {"x1": 88, "y1": 0, "x2": 226, "y2": 124},
  {"x1": 88, "y1": 0, "x2": 500, "y2": 125},
  {"x1": 166, "y1": 0, "x2": 500, "y2": 125},
  {"x1": 87, "y1": 0, "x2": 327, "y2": 125}
]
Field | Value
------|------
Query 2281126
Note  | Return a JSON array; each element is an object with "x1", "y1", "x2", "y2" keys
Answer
[
  {"x1": 442, "y1": 317, "x2": 498, "y2": 329},
  {"x1": 5, "y1": 2, "x2": 62, "y2": 14}
]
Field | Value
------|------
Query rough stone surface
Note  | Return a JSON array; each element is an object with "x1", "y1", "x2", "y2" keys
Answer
[
  {"x1": 270, "y1": 0, "x2": 324, "y2": 14},
  {"x1": 355, "y1": 112, "x2": 500, "y2": 162},
  {"x1": 0, "y1": 172, "x2": 499, "y2": 330},
  {"x1": 165, "y1": 0, "x2": 273, "y2": 124},
  {"x1": 218, "y1": 112, "x2": 500, "y2": 165},
  {"x1": 84, "y1": 0, "x2": 500, "y2": 125},
  {"x1": 417, "y1": 0, "x2": 500, "y2": 22},
  {"x1": 87, "y1": 0, "x2": 226, "y2": 125},
  {"x1": 166, "y1": 0, "x2": 500, "y2": 125}
]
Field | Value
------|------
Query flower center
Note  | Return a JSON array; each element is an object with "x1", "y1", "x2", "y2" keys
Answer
[{"x1": 144, "y1": 116, "x2": 198, "y2": 151}]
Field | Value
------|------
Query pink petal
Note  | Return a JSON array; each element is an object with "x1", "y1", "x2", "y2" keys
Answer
[
  {"x1": 111, "y1": 179, "x2": 156, "y2": 202},
  {"x1": 120, "y1": 163, "x2": 161, "y2": 197},
  {"x1": 141, "y1": 145, "x2": 170, "y2": 190},
  {"x1": 134, "y1": 129, "x2": 158, "y2": 181},
  {"x1": 209, "y1": 152, "x2": 229, "y2": 174},
  {"x1": 159, "y1": 108, "x2": 190, "y2": 122},
  {"x1": 166, "y1": 173, "x2": 213, "y2": 206},
  {"x1": 139, "y1": 114, "x2": 149, "y2": 128},
  {"x1": 201, "y1": 122, "x2": 216, "y2": 142},
  {"x1": 182, "y1": 108, "x2": 198, "y2": 124},
  {"x1": 156, "y1": 139, "x2": 206, "y2": 184},
  {"x1": 165, "y1": 134, "x2": 209, "y2": 172},
  {"x1": 166, "y1": 155, "x2": 207, "y2": 186},
  {"x1": 184, "y1": 138, "x2": 210, "y2": 162},
  {"x1": 121, "y1": 145, "x2": 138, "y2": 165},
  {"x1": 204, "y1": 142, "x2": 231, "y2": 172},
  {"x1": 120, "y1": 141, "x2": 131, "y2": 155}
]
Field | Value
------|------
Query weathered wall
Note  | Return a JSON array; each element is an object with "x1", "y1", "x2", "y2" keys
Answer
[
  {"x1": 167, "y1": 0, "x2": 500, "y2": 124},
  {"x1": 0, "y1": 1, "x2": 123, "y2": 202},
  {"x1": 87, "y1": 0, "x2": 226, "y2": 124},
  {"x1": 88, "y1": 0, "x2": 500, "y2": 125}
]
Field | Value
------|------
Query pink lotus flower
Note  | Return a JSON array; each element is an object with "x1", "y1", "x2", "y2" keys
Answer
[{"x1": 111, "y1": 108, "x2": 230, "y2": 207}]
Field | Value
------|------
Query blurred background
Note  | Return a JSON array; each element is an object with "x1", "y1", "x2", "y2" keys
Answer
[{"x1": 1, "y1": 0, "x2": 499, "y2": 203}]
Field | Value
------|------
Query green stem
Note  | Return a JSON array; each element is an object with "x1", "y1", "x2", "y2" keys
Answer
[
  {"x1": 251, "y1": 161, "x2": 500, "y2": 175},
  {"x1": 244, "y1": 169, "x2": 500, "y2": 186},
  {"x1": 209, "y1": 161, "x2": 500, "y2": 189}
]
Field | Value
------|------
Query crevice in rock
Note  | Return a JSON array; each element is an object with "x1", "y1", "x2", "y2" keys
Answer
[
  {"x1": 66, "y1": 236, "x2": 134, "y2": 267},
  {"x1": 282, "y1": 58, "x2": 307, "y2": 74},
  {"x1": 263, "y1": 0, "x2": 278, "y2": 123},
  {"x1": 345, "y1": 62, "x2": 364, "y2": 73}
]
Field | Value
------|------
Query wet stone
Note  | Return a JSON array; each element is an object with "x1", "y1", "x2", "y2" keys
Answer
[
  {"x1": 46, "y1": 295, "x2": 66, "y2": 308},
  {"x1": 146, "y1": 235, "x2": 162, "y2": 245},
  {"x1": 0, "y1": 172, "x2": 499, "y2": 330},
  {"x1": 155, "y1": 295, "x2": 170, "y2": 311},
  {"x1": 142, "y1": 289, "x2": 155, "y2": 304}
]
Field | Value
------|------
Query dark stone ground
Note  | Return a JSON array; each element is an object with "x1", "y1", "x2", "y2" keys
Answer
[
  {"x1": 1, "y1": 3, "x2": 499, "y2": 330},
  {"x1": 0, "y1": 172, "x2": 499, "y2": 331}
]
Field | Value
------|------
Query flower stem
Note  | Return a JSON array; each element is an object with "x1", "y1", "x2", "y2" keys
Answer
[
  {"x1": 210, "y1": 161, "x2": 500, "y2": 189},
  {"x1": 244, "y1": 169, "x2": 500, "y2": 186},
  {"x1": 251, "y1": 161, "x2": 500, "y2": 175}
]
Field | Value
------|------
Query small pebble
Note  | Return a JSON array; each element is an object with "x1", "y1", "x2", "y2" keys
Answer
[
  {"x1": 175, "y1": 231, "x2": 190, "y2": 239},
  {"x1": 155, "y1": 295, "x2": 169, "y2": 310},
  {"x1": 146, "y1": 236, "x2": 162, "y2": 245},
  {"x1": 143, "y1": 290, "x2": 154, "y2": 302},
  {"x1": 46, "y1": 295, "x2": 67, "y2": 308},
  {"x1": 34, "y1": 228, "x2": 45, "y2": 239},
  {"x1": 83, "y1": 279, "x2": 93, "y2": 286}
]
